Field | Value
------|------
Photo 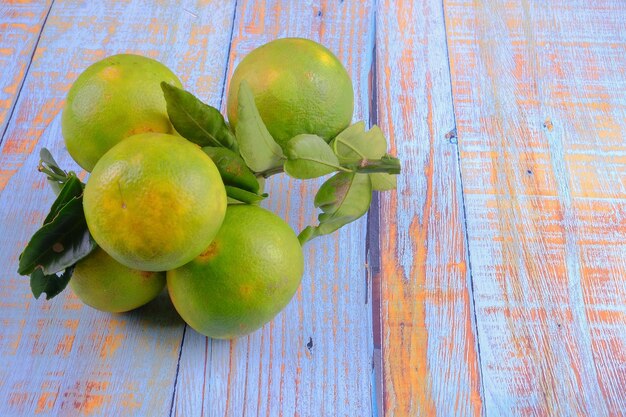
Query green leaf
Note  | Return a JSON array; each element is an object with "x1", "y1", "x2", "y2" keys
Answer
[
  {"x1": 30, "y1": 265, "x2": 74, "y2": 300},
  {"x1": 20, "y1": 152, "x2": 94, "y2": 300},
  {"x1": 18, "y1": 196, "x2": 97, "y2": 276},
  {"x1": 283, "y1": 134, "x2": 344, "y2": 179},
  {"x1": 202, "y1": 147, "x2": 259, "y2": 193},
  {"x1": 224, "y1": 186, "x2": 268, "y2": 204},
  {"x1": 44, "y1": 174, "x2": 83, "y2": 224},
  {"x1": 331, "y1": 122, "x2": 387, "y2": 162},
  {"x1": 298, "y1": 172, "x2": 372, "y2": 244},
  {"x1": 370, "y1": 173, "x2": 398, "y2": 191},
  {"x1": 161, "y1": 82, "x2": 239, "y2": 152},
  {"x1": 235, "y1": 81, "x2": 285, "y2": 172}
]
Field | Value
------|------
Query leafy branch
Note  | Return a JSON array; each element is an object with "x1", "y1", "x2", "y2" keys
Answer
[
  {"x1": 163, "y1": 85, "x2": 401, "y2": 244},
  {"x1": 21, "y1": 80, "x2": 402, "y2": 302},
  {"x1": 17, "y1": 149, "x2": 97, "y2": 300}
]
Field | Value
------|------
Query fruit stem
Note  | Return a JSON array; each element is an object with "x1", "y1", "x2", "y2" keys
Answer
[
  {"x1": 256, "y1": 166, "x2": 285, "y2": 178},
  {"x1": 37, "y1": 154, "x2": 75, "y2": 196},
  {"x1": 38, "y1": 163, "x2": 69, "y2": 183},
  {"x1": 343, "y1": 155, "x2": 401, "y2": 175}
]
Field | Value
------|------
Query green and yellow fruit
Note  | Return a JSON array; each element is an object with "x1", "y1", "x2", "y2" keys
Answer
[
  {"x1": 227, "y1": 38, "x2": 354, "y2": 146},
  {"x1": 167, "y1": 205, "x2": 304, "y2": 339},
  {"x1": 83, "y1": 133, "x2": 227, "y2": 272},
  {"x1": 63, "y1": 54, "x2": 182, "y2": 171}
]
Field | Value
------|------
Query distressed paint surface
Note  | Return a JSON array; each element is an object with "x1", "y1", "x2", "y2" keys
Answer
[
  {"x1": 1, "y1": 0, "x2": 625, "y2": 416},
  {"x1": 444, "y1": 0, "x2": 626, "y2": 415},
  {"x1": 171, "y1": 1, "x2": 378, "y2": 416},
  {"x1": 0, "y1": 1, "x2": 52, "y2": 138},
  {"x1": 0, "y1": 1, "x2": 236, "y2": 416},
  {"x1": 374, "y1": 1, "x2": 483, "y2": 416}
]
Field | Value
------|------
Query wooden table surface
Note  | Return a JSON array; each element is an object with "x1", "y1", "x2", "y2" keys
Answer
[{"x1": 1, "y1": 1, "x2": 625, "y2": 416}]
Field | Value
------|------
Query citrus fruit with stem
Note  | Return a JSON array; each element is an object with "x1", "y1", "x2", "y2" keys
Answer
[
  {"x1": 227, "y1": 38, "x2": 354, "y2": 146},
  {"x1": 70, "y1": 247, "x2": 165, "y2": 313},
  {"x1": 166, "y1": 205, "x2": 304, "y2": 339},
  {"x1": 83, "y1": 133, "x2": 227, "y2": 272},
  {"x1": 63, "y1": 54, "x2": 182, "y2": 171}
]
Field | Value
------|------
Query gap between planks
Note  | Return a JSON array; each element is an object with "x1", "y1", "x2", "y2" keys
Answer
[
  {"x1": 439, "y1": 1, "x2": 487, "y2": 416},
  {"x1": 0, "y1": 0, "x2": 56, "y2": 147},
  {"x1": 366, "y1": 2, "x2": 384, "y2": 415},
  {"x1": 167, "y1": 2, "x2": 239, "y2": 416}
]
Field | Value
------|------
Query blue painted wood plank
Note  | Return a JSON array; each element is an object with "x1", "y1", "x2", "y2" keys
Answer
[
  {"x1": 171, "y1": 1, "x2": 378, "y2": 416},
  {"x1": 0, "y1": 1, "x2": 52, "y2": 142},
  {"x1": 0, "y1": 1, "x2": 236, "y2": 416},
  {"x1": 373, "y1": 0, "x2": 483, "y2": 415},
  {"x1": 445, "y1": 0, "x2": 626, "y2": 415}
]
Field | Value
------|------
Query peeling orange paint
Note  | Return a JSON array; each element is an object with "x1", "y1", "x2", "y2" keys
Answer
[{"x1": 99, "y1": 320, "x2": 126, "y2": 359}]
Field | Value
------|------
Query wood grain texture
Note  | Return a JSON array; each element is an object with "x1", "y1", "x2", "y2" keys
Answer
[
  {"x1": 3, "y1": 1, "x2": 624, "y2": 416},
  {"x1": 374, "y1": 1, "x2": 483, "y2": 416},
  {"x1": 171, "y1": 1, "x2": 378, "y2": 416},
  {"x1": 444, "y1": 0, "x2": 626, "y2": 415},
  {"x1": 0, "y1": 1, "x2": 52, "y2": 140},
  {"x1": 0, "y1": 1, "x2": 236, "y2": 415}
]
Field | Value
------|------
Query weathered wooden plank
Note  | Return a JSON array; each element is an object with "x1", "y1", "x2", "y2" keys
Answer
[
  {"x1": 445, "y1": 0, "x2": 626, "y2": 415},
  {"x1": 0, "y1": 1, "x2": 52, "y2": 140},
  {"x1": 171, "y1": 1, "x2": 377, "y2": 416},
  {"x1": 374, "y1": 0, "x2": 483, "y2": 416},
  {"x1": 0, "y1": 1, "x2": 236, "y2": 416}
]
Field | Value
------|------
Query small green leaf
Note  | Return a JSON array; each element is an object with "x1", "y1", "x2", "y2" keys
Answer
[
  {"x1": 235, "y1": 81, "x2": 285, "y2": 172},
  {"x1": 38, "y1": 148, "x2": 75, "y2": 194},
  {"x1": 298, "y1": 172, "x2": 372, "y2": 244},
  {"x1": 224, "y1": 186, "x2": 268, "y2": 204},
  {"x1": 284, "y1": 134, "x2": 344, "y2": 179},
  {"x1": 202, "y1": 147, "x2": 259, "y2": 193},
  {"x1": 331, "y1": 122, "x2": 387, "y2": 162},
  {"x1": 44, "y1": 174, "x2": 83, "y2": 224},
  {"x1": 161, "y1": 82, "x2": 239, "y2": 152},
  {"x1": 18, "y1": 196, "x2": 97, "y2": 276},
  {"x1": 30, "y1": 265, "x2": 74, "y2": 300},
  {"x1": 297, "y1": 226, "x2": 316, "y2": 246},
  {"x1": 314, "y1": 172, "x2": 371, "y2": 213},
  {"x1": 39, "y1": 148, "x2": 67, "y2": 177},
  {"x1": 47, "y1": 180, "x2": 63, "y2": 196},
  {"x1": 330, "y1": 123, "x2": 400, "y2": 190},
  {"x1": 370, "y1": 173, "x2": 398, "y2": 191}
]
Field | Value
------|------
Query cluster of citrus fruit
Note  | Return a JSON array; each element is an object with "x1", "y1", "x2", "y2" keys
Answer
[{"x1": 18, "y1": 38, "x2": 400, "y2": 339}]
